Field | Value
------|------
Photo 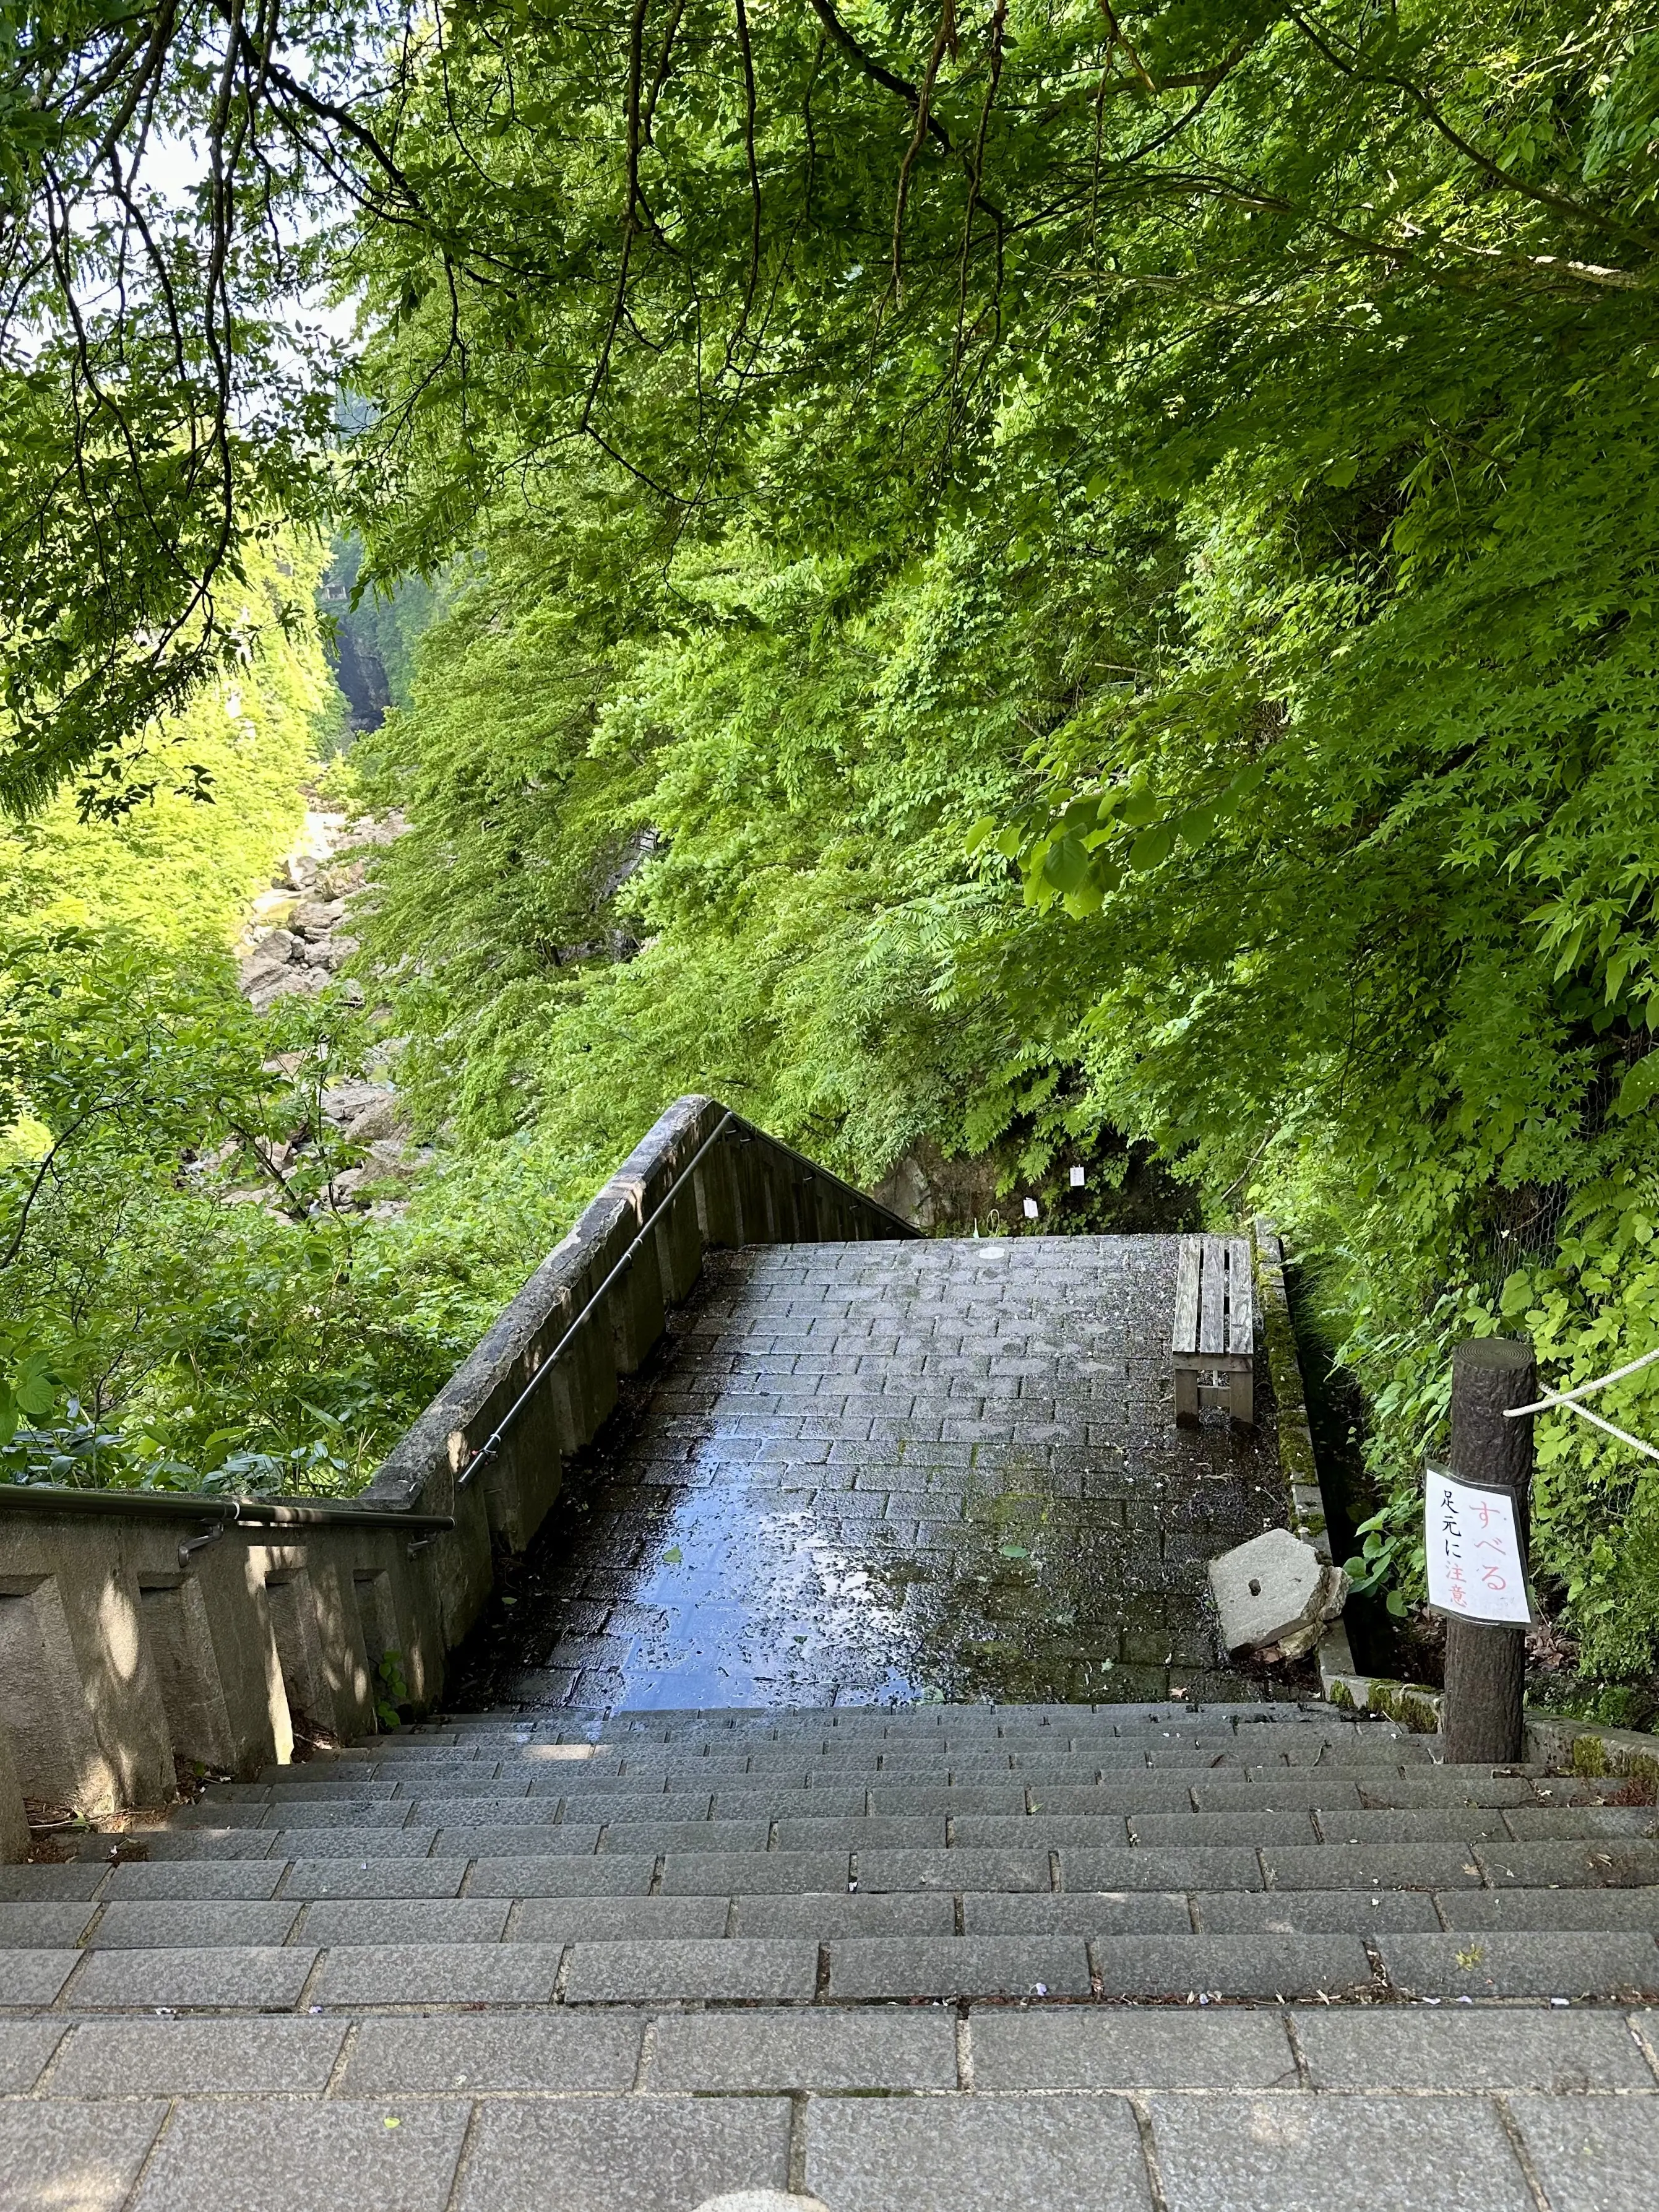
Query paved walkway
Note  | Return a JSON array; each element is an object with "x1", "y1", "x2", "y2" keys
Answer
[
  {"x1": 456, "y1": 1237, "x2": 1290, "y2": 1712},
  {"x1": 9, "y1": 1231, "x2": 1659, "y2": 2207}
]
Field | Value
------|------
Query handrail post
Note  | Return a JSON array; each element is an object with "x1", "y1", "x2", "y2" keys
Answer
[{"x1": 1440, "y1": 1337, "x2": 1535, "y2": 1765}]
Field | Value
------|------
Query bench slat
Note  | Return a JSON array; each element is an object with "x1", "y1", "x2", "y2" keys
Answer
[
  {"x1": 1199, "y1": 1233, "x2": 1227, "y2": 1354},
  {"x1": 1226, "y1": 1237, "x2": 1254, "y2": 1355},
  {"x1": 1172, "y1": 1237, "x2": 1200, "y2": 1353}
]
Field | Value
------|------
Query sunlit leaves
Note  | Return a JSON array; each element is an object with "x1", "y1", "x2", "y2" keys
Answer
[{"x1": 1617, "y1": 1053, "x2": 1659, "y2": 1118}]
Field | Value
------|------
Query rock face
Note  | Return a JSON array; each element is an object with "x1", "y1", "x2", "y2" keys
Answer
[
  {"x1": 235, "y1": 805, "x2": 422, "y2": 1212},
  {"x1": 236, "y1": 808, "x2": 405, "y2": 1013},
  {"x1": 1208, "y1": 1527, "x2": 1349, "y2": 1662}
]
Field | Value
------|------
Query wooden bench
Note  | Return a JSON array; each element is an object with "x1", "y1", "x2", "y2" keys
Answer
[{"x1": 1172, "y1": 1235, "x2": 1255, "y2": 1426}]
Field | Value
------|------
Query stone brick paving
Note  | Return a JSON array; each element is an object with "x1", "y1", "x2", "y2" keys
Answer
[{"x1": 457, "y1": 1237, "x2": 1292, "y2": 1711}]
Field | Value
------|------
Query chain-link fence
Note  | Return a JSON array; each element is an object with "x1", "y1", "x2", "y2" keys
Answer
[{"x1": 1463, "y1": 1051, "x2": 1639, "y2": 1311}]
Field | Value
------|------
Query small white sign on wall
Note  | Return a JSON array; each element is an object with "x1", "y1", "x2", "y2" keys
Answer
[{"x1": 1424, "y1": 1466, "x2": 1536, "y2": 1625}]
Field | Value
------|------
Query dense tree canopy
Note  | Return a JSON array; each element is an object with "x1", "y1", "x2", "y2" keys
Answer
[{"x1": 9, "y1": 4, "x2": 1659, "y2": 1703}]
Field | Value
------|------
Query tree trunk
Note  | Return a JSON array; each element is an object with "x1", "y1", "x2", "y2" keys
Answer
[{"x1": 1439, "y1": 1337, "x2": 1535, "y2": 1766}]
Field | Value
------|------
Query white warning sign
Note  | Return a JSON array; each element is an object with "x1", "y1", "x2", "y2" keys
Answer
[{"x1": 1424, "y1": 1466, "x2": 1535, "y2": 1625}]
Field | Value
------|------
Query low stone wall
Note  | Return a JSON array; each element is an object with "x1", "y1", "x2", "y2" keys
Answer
[{"x1": 0, "y1": 1098, "x2": 913, "y2": 1852}]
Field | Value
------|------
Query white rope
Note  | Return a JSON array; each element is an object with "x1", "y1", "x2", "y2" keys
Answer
[
  {"x1": 1542, "y1": 1398, "x2": 1659, "y2": 1464},
  {"x1": 1501, "y1": 1340, "x2": 1659, "y2": 1463},
  {"x1": 1504, "y1": 1339, "x2": 1659, "y2": 1415}
]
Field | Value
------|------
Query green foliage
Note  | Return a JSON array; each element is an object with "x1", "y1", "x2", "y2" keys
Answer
[
  {"x1": 0, "y1": 2, "x2": 357, "y2": 801},
  {"x1": 349, "y1": 499, "x2": 1085, "y2": 1197},
  {"x1": 337, "y1": 1, "x2": 1659, "y2": 1686},
  {"x1": 0, "y1": 534, "x2": 467, "y2": 1495},
  {"x1": 13, "y1": 1, "x2": 1659, "y2": 1691},
  {"x1": 2, "y1": 543, "x2": 330, "y2": 945},
  {"x1": 374, "y1": 1650, "x2": 409, "y2": 1730}
]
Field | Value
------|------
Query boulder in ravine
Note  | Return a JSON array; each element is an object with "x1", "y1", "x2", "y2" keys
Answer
[
  {"x1": 238, "y1": 928, "x2": 296, "y2": 988},
  {"x1": 319, "y1": 1079, "x2": 384, "y2": 1120},
  {"x1": 246, "y1": 966, "x2": 327, "y2": 1012},
  {"x1": 340, "y1": 1094, "x2": 400, "y2": 1144},
  {"x1": 290, "y1": 898, "x2": 345, "y2": 940},
  {"x1": 319, "y1": 1082, "x2": 403, "y2": 1145},
  {"x1": 346, "y1": 811, "x2": 408, "y2": 848}
]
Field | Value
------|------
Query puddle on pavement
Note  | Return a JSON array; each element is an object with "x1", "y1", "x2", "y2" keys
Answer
[{"x1": 448, "y1": 1242, "x2": 1299, "y2": 1713}]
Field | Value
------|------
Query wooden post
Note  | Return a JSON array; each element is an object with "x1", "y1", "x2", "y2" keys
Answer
[{"x1": 1439, "y1": 1336, "x2": 1535, "y2": 1765}]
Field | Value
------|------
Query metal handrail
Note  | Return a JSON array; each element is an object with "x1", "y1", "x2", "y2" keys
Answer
[
  {"x1": 456, "y1": 1108, "x2": 918, "y2": 1488},
  {"x1": 0, "y1": 1484, "x2": 454, "y2": 1533},
  {"x1": 457, "y1": 1108, "x2": 736, "y2": 1488},
  {"x1": 0, "y1": 1104, "x2": 915, "y2": 1524}
]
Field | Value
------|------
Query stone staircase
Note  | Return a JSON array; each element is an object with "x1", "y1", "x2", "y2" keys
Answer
[
  {"x1": 4, "y1": 1698, "x2": 1658, "y2": 2208},
  {"x1": 6, "y1": 1099, "x2": 1659, "y2": 2204}
]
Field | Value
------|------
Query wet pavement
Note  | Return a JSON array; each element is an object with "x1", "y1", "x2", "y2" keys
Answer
[{"x1": 452, "y1": 1237, "x2": 1296, "y2": 1713}]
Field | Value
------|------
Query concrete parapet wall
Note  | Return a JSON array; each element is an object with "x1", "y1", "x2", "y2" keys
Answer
[{"x1": 0, "y1": 1098, "x2": 913, "y2": 1852}]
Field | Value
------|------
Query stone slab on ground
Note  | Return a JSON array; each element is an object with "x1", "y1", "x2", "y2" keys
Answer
[
  {"x1": 804, "y1": 2093, "x2": 1153, "y2": 2212},
  {"x1": 0, "y1": 2101, "x2": 167, "y2": 2212},
  {"x1": 1190, "y1": 1890, "x2": 1441, "y2": 1933},
  {"x1": 84, "y1": 1900, "x2": 303, "y2": 1949},
  {"x1": 311, "y1": 1942, "x2": 565, "y2": 2007},
  {"x1": 463, "y1": 1853, "x2": 658, "y2": 1896},
  {"x1": 0, "y1": 2021, "x2": 66, "y2": 2092},
  {"x1": 511, "y1": 1896, "x2": 728, "y2": 1943},
  {"x1": 649, "y1": 2008, "x2": 959, "y2": 2091},
  {"x1": 1436, "y1": 1889, "x2": 1659, "y2": 1930},
  {"x1": 127, "y1": 2099, "x2": 471, "y2": 2212},
  {"x1": 99, "y1": 1863, "x2": 290, "y2": 1901},
  {"x1": 1094, "y1": 1932, "x2": 1374, "y2": 1998},
  {"x1": 1208, "y1": 1527, "x2": 1344, "y2": 1659},
  {"x1": 659, "y1": 1851, "x2": 848, "y2": 1895},
  {"x1": 960, "y1": 1890, "x2": 1191, "y2": 1934},
  {"x1": 970, "y1": 2009, "x2": 1298, "y2": 2091},
  {"x1": 1376, "y1": 1930, "x2": 1659, "y2": 1998},
  {"x1": 735, "y1": 1891, "x2": 957, "y2": 1936},
  {"x1": 293, "y1": 1900, "x2": 512, "y2": 1947},
  {"x1": 1145, "y1": 2093, "x2": 1538, "y2": 2212},
  {"x1": 0, "y1": 1951, "x2": 80, "y2": 2007},
  {"x1": 59, "y1": 1946, "x2": 316, "y2": 2010},
  {"x1": 562, "y1": 1937, "x2": 819, "y2": 2003},
  {"x1": 47, "y1": 2018, "x2": 347, "y2": 2096},
  {"x1": 337, "y1": 2015, "x2": 644, "y2": 2094},
  {"x1": 274, "y1": 1860, "x2": 468, "y2": 1899},
  {"x1": 0, "y1": 1904, "x2": 99, "y2": 1948},
  {"x1": 450, "y1": 2096, "x2": 793, "y2": 2212},
  {"x1": 1506, "y1": 2094, "x2": 1659, "y2": 2212},
  {"x1": 0, "y1": 1866, "x2": 110, "y2": 1902},
  {"x1": 824, "y1": 1934, "x2": 1092, "y2": 2000},
  {"x1": 1294, "y1": 2008, "x2": 1656, "y2": 2092}
]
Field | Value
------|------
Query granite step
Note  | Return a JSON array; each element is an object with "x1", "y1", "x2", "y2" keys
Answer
[
  {"x1": 11, "y1": 1870, "x2": 1659, "y2": 1940},
  {"x1": 9, "y1": 1927, "x2": 1658, "y2": 2009}
]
